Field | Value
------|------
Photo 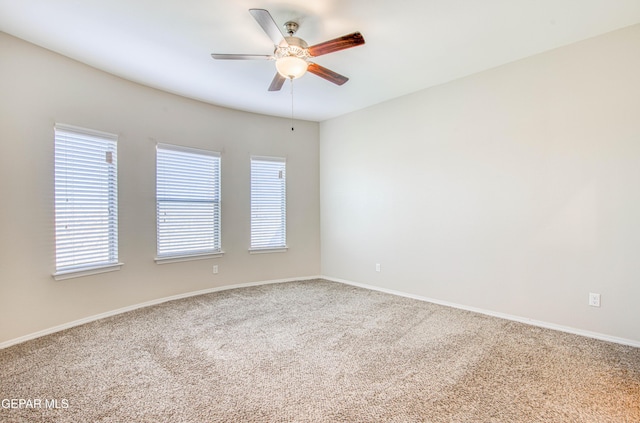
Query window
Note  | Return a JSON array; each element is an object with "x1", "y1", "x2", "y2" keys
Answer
[
  {"x1": 250, "y1": 156, "x2": 286, "y2": 252},
  {"x1": 54, "y1": 124, "x2": 120, "y2": 279},
  {"x1": 156, "y1": 144, "x2": 221, "y2": 262}
]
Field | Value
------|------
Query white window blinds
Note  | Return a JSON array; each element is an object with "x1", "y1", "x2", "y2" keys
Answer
[
  {"x1": 54, "y1": 124, "x2": 119, "y2": 275},
  {"x1": 250, "y1": 156, "x2": 286, "y2": 251},
  {"x1": 156, "y1": 144, "x2": 221, "y2": 259}
]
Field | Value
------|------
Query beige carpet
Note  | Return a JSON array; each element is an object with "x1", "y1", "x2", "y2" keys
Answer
[{"x1": 1, "y1": 280, "x2": 639, "y2": 422}]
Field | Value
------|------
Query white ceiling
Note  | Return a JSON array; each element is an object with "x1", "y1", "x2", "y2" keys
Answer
[{"x1": 2, "y1": 0, "x2": 640, "y2": 122}]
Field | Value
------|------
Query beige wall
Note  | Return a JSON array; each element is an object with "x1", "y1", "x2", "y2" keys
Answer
[
  {"x1": 3, "y1": 23, "x2": 640, "y2": 346},
  {"x1": 320, "y1": 24, "x2": 640, "y2": 343},
  {"x1": 0, "y1": 33, "x2": 320, "y2": 344}
]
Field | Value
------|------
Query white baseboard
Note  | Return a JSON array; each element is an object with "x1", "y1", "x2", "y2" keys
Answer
[
  {"x1": 322, "y1": 275, "x2": 640, "y2": 349},
  {"x1": 4, "y1": 275, "x2": 637, "y2": 350},
  {"x1": 0, "y1": 275, "x2": 322, "y2": 350}
]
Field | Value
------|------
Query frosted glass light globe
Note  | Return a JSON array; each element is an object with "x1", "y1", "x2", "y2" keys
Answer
[{"x1": 275, "y1": 56, "x2": 308, "y2": 79}]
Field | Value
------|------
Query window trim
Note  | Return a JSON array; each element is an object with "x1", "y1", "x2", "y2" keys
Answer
[
  {"x1": 53, "y1": 263, "x2": 123, "y2": 281},
  {"x1": 154, "y1": 252, "x2": 224, "y2": 264},
  {"x1": 248, "y1": 247, "x2": 288, "y2": 254}
]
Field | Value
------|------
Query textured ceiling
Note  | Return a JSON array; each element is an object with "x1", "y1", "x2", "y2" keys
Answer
[{"x1": 1, "y1": 0, "x2": 640, "y2": 121}]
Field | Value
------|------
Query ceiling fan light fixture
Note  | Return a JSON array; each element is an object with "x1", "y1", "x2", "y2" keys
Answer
[
  {"x1": 276, "y1": 56, "x2": 308, "y2": 79},
  {"x1": 211, "y1": 9, "x2": 365, "y2": 90}
]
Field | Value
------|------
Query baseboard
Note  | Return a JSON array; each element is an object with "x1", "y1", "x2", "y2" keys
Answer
[
  {"x1": 323, "y1": 276, "x2": 640, "y2": 349},
  {"x1": 0, "y1": 275, "x2": 322, "y2": 350},
  {"x1": 5, "y1": 275, "x2": 637, "y2": 350}
]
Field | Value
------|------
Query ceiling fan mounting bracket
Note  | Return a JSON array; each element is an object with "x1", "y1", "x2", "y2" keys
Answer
[{"x1": 283, "y1": 21, "x2": 299, "y2": 36}]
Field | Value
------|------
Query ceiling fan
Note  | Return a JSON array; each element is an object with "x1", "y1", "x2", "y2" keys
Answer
[{"x1": 211, "y1": 9, "x2": 365, "y2": 91}]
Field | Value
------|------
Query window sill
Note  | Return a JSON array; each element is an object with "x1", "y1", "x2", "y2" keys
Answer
[
  {"x1": 249, "y1": 247, "x2": 288, "y2": 254},
  {"x1": 53, "y1": 263, "x2": 124, "y2": 281},
  {"x1": 155, "y1": 251, "x2": 225, "y2": 264}
]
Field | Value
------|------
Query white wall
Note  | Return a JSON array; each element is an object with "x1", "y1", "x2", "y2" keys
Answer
[
  {"x1": 0, "y1": 33, "x2": 320, "y2": 344},
  {"x1": 320, "y1": 24, "x2": 640, "y2": 343}
]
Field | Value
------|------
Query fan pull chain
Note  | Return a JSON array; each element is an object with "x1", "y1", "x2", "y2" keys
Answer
[{"x1": 290, "y1": 77, "x2": 295, "y2": 131}]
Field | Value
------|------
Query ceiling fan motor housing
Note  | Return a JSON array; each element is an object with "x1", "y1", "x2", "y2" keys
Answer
[{"x1": 275, "y1": 36, "x2": 310, "y2": 61}]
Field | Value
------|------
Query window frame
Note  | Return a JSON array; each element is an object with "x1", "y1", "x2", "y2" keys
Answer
[
  {"x1": 155, "y1": 143, "x2": 223, "y2": 264},
  {"x1": 249, "y1": 155, "x2": 287, "y2": 254},
  {"x1": 53, "y1": 123, "x2": 122, "y2": 280}
]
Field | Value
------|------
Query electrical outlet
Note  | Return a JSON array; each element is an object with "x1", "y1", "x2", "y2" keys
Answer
[
  {"x1": 213, "y1": 265, "x2": 219, "y2": 274},
  {"x1": 375, "y1": 263, "x2": 381, "y2": 272},
  {"x1": 588, "y1": 292, "x2": 600, "y2": 307}
]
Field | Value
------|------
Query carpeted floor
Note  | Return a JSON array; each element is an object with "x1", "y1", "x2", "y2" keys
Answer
[{"x1": 1, "y1": 280, "x2": 639, "y2": 422}]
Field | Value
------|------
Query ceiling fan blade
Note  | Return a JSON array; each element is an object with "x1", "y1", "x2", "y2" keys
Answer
[
  {"x1": 308, "y1": 32, "x2": 365, "y2": 57},
  {"x1": 211, "y1": 54, "x2": 273, "y2": 60},
  {"x1": 307, "y1": 63, "x2": 349, "y2": 86},
  {"x1": 268, "y1": 73, "x2": 287, "y2": 91},
  {"x1": 249, "y1": 8, "x2": 287, "y2": 46}
]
